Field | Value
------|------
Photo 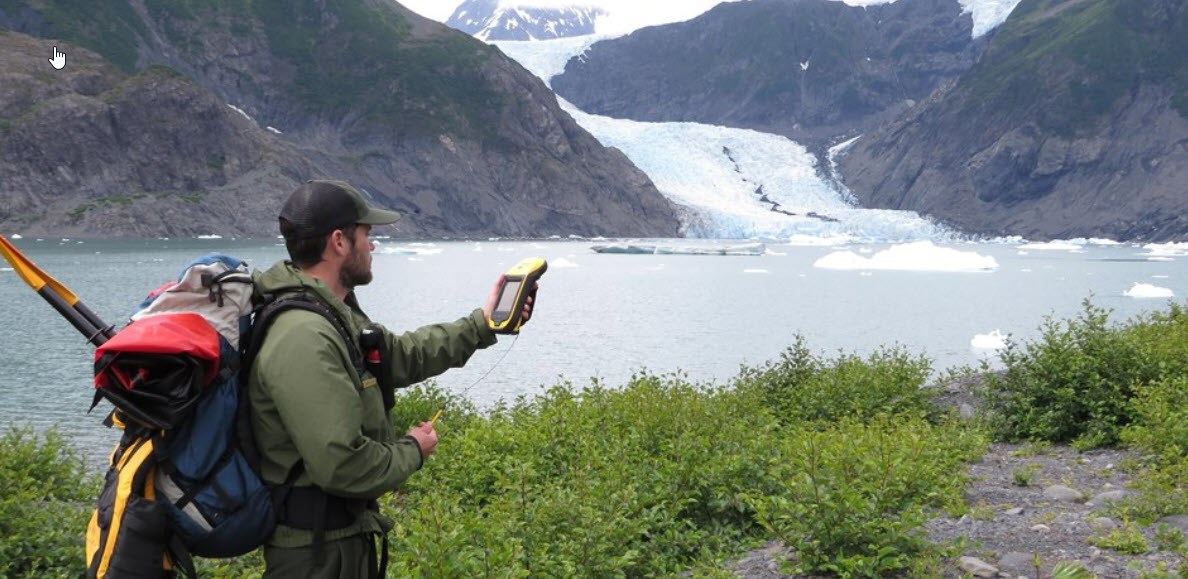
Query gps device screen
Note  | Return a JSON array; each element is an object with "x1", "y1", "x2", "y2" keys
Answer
[{"x1": 494, "y1": 279, "x2": 523, "y2": 317}]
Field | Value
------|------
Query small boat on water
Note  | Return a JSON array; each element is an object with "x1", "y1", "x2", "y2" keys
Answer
[{"x1": 590, "y1": 242, "x2": 766, "y2": 256}]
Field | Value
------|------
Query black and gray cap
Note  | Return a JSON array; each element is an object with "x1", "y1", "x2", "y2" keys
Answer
[{"x1": 279, "y1": 180, "x2": 400, "y2": 239}]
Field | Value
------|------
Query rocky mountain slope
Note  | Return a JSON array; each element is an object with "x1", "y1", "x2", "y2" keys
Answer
[
  {"x1": 551, "y1": 0, "x2": 984, "y2": 150},
  {"x1": 545, "y1": 0, "x2": 1187, "y2": 241},
  {"x1": 0, "y1": 0, "x2": 679, "y2": 239},
  {"x1": 446, "y1": 0, "x2": 603, "y2": 41},
  {"x1": 836, "y1": 0, "x2": 1188, "y2": 241}
]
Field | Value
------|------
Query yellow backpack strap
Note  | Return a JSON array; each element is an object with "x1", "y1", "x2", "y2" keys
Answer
[{"x1": 86, "y1": 437, "x2": 173, "y2": 578}]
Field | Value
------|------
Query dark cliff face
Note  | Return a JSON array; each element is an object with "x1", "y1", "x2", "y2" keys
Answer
[
  {"x1": 551, "y1": 0, "x2": 982, "y2": 148},
  {"x1": 0, "y1": 1, "x2": 679, "y2": 239},
  {"x1": 0, "y1": 32, "x2": 315, "y2": 237},
  {"x1": 836, "y1": 0, "x2": 1188, "y2": 241}
]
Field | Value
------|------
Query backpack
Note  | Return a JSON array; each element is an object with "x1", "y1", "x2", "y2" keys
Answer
[{"x1": 84, "y1": 254, "x2": 368, "y2": 578}]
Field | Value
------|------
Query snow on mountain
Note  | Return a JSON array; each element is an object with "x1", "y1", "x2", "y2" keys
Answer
[
  {"x1": 447, "y1": 0, "x2": 603, "y2": 40},
  {"x1": 833, "y1": 0, "x2": 1021, "y2": 37},
  {"x1": 496, "y1": 38, "x2": 952, "y2": 242},
  {"x1": 422, "y1": 0, "x2": 1022, "y2": 39},
  {"x1": 954, "y1": 0, "x2": 1022, "y2": 38}
]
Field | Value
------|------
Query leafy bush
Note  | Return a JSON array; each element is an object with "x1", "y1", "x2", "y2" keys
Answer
[
  {"x1": 380, "y1": 361, "x2": 984, "y2": 578},
  {"x1": 1089, "y1": 519, "x2": 1150, "y2": 555},
  {"x1": 388, "y1": 380, "x2": 479, "y2": 434},
  {"x1": 0, "y1": 425, "x2": 98, "y2": 577},
  {"x1": 1117, "y1": 374, "x2": 1188, "y2": 521},
  {"x1": 388, "y1": 374, "x2": 783, "y2": 576},
  {"x1": 735, "y1": 337, "x2": 937, "y2": 426},
  {"x1": 1124, "y1": 374, "x2": 1188, "y2": 467},
  {"x1": 748, "y1": 418, "x2": 986, "y2": 576},
  {"x1": 983, "y1": 300, "x2": 1188, "y2": 449}
]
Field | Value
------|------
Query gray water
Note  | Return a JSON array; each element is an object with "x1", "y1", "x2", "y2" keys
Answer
[{"x1": 1, "y1": 237, "x2": 1182, "y2": 469}]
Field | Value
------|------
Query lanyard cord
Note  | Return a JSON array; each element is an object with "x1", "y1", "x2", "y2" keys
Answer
[
  {"x1": 431, "y1": 333, "x2": 519, "y2": 425},
  {"x1": 460, "y1": 333, "x2": 519, "y2": 397}
]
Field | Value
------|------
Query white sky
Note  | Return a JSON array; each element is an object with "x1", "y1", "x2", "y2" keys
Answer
[{"x1": 399, "y1": 0, "x2": 460, "y2": 22}]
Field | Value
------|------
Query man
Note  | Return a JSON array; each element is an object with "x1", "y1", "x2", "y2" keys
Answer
[{"x1": 248, "y1": 180, "x2": 531, "y2": 578}]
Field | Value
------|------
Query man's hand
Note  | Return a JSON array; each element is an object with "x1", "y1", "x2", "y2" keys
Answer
[
  {"x1": 482, "y1": 275, "x2": 537, "y2": 327},
  {"x1": 407, "y1": 421, "x2": 438, "y2": 457}
]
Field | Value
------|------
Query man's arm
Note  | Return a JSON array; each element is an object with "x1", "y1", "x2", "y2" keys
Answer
[
  {"x1": 381, "y1": 274, "x2": 536, "y2": 387},
  {"x1": 382, "y1": 309, "x2": 497, "y2": 387},
  {"x1": 256, "y1": 310, "x2": 423, "y2": 498}
]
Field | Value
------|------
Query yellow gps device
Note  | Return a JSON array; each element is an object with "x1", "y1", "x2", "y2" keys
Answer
[{"x1": 488, "y1": 257, "x2": 546, "y2": 334}]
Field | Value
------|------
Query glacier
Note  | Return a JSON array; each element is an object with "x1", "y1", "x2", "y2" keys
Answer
[
  {"x1": 496, "y1": 38, "x2": 954, "y2": 242},
  {"x1": 476, "y1": 0, "x2": 1025, "y2": 241}
]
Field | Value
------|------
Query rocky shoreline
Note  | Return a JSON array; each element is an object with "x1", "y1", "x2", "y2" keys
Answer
[{"x1": 726, "y1": 379, "x2": 1188, "y2": 578}]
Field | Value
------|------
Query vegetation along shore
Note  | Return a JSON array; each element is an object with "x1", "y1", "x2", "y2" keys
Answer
[{"x1": 4, "y1": 300, "x2": 1188, "y2": 577}]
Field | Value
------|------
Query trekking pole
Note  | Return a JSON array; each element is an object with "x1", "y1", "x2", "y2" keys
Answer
[{"x1": 0, "y1": 235, "x2": 115, "y2": 346}]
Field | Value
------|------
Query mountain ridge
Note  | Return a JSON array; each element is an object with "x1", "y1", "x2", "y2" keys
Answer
[
  {"x1": 836, "y1": 0, "x2": 1188, "y2": 241},
  {"x1": 550, "y1": 0, "x2": 985, "y2": 151},
  {"x1": 542, "y1": 0, "x2": 1188, "y2": 241},
  {"x1": 0, "y1": 0, "x2": 680, "y2": 239}
]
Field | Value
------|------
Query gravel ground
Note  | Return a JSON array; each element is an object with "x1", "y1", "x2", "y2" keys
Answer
[{"x1": 723, "y1": 378, "x2": 1188, "y2": 578}]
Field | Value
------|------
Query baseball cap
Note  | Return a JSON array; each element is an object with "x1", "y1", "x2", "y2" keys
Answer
[{"x1": 279, "y1": 180, "x2": 400, "y2": 239}]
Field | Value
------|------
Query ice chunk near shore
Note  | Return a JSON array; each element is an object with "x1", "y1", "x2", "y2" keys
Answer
[
  {"x1": 1142, "y1": 242, "x2": 1188, "y2": 257},
  {"x1": 785, "y1": 233, "x2": 855, "y2": 246},
  {"x1": 377, "y1": 243, "x2": 443, "y2": 256},
  {"x1": 1123, "y1": 283, "x2": 1174, "y2": 298},
  {"x1": 552, "y1": 257, "x2": 579, "y2": 268},
  {"x1": 1018, "y1": 240, "x2": 1084, "y2": 252},
  {"x1": 814, "y1": 241, "x2": 998, "y2": 272},
  {"x1": 971, "y1": 330, "x2": 1007, "y2": 350}
]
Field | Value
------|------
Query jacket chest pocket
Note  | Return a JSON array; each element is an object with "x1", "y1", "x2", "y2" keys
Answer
[{"x1": 356, "y1": 375, "x2": 387, "y2": 430}]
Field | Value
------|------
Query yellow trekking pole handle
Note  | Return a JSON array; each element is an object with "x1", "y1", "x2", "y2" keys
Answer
[{"x1": 0, "y1": 235, "x2": 113, "y2": 346}]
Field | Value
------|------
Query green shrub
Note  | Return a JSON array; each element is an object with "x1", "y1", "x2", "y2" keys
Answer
[
  {"x1": 982, "y1": 300, "x2": 1188, "y2": 449},
  {"x1": 748, "y1": 417, "x2": 986, "y2": 576},
  {"x1": 389, "y1": 374, "x2": 783, "y2": 576},
  {"x1": 195, "y1": 549, "x2": 264, "y2": 578},
  {"x1": 1124, "y1": 374, "x2": 1188, "y2": 467},
  {"x1": 0, "y1": 425, "x2": 99, "y2": 577},
  {"x1": 1116, "y1": 374, "x2": 1188, "y2": 522},
  {"x1": 1089, "y1": 519, "x2": 1150, "y2": 555},
  {"x1": 389, "y1": 381, "x2": 479, "y2": 434},
  {"x1": 735, "y1": 337, "x2": 936, "y2": 427}
]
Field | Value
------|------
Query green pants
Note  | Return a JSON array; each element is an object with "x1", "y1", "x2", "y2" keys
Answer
[{"x1": 263, "y1": 534, "x2": 381, "y2": 579}]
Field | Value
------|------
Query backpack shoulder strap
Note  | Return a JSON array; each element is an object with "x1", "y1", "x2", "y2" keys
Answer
[
  {"x1": 243, "y1": 294, "x2": 365, "y2": 375},
  {"x1": 237, "y1": 294, "x2": 366, "y2": 476}
]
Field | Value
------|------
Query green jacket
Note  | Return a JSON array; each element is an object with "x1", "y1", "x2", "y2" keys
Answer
[{"x1": 248, "y1": 261, "x2": 497, "y2": 548}]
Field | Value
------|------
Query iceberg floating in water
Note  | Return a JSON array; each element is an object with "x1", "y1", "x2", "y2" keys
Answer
[
  {"x1": 590, "y1": 242, "x2": 765, "y2": 256},
  {"x1": 377, "y1": 242, "x2": 443, "y2": 256},
  {"x1": 1017, "y1": 240, "x2": 1083, "y2": 251},
  {"x1": 814, "y1": 241, "x2": 998, "y2": 272},
  {"x1": 1142, "y1": 242, "x2": 1188, "y2": 257},
  {"x1": 971, "y1": 329, "x2": 1008, "y2": 350},
  {"x1": 1123, "y1": 282, "x2": 1174, "y2": 298}
]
